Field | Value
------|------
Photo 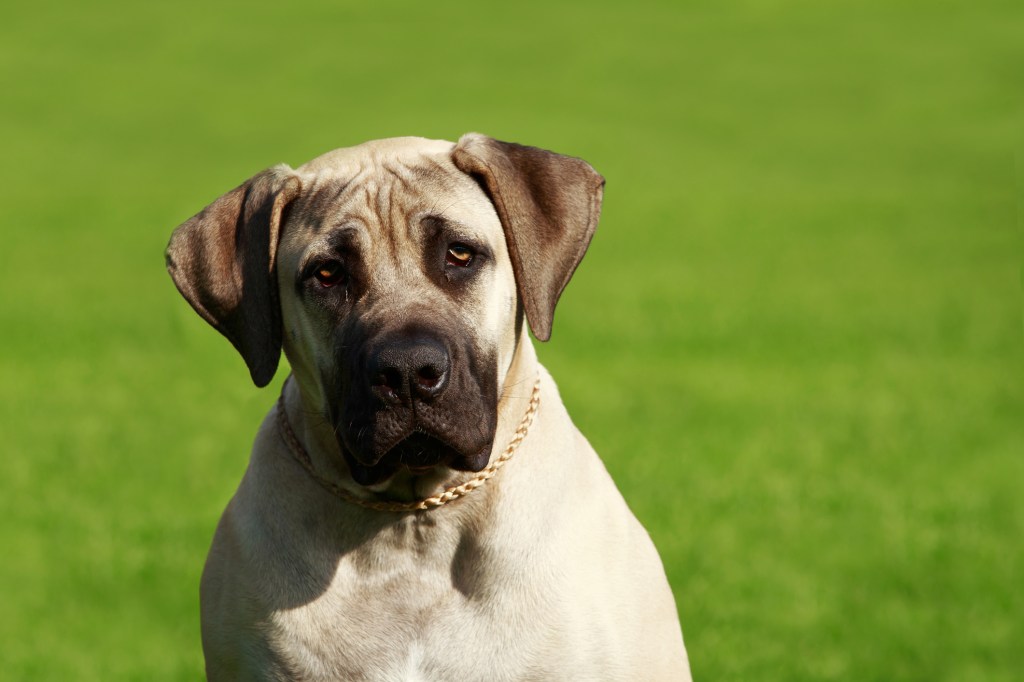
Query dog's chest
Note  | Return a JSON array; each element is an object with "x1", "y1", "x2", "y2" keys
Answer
[{"x1": 262, "y1": 513, "x2": 571, "y2": 680}]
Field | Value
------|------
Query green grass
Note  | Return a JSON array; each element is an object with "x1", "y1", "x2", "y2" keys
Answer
[{"x1": 1, "y1": 0, "x2": 1021, "y2": 679}]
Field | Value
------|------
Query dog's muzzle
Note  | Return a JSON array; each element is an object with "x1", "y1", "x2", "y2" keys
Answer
[{"x1": 333, "y1": 330, "x2": 497, "y2": 486}]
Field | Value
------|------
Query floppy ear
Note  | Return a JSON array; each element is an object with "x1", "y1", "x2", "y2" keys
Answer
[
  {"x1": 165, "y1": 165, "x2": 301, "y2": 387},
  {"x1": 451, "y1": 133, "x2": 605, "y2": 341}
]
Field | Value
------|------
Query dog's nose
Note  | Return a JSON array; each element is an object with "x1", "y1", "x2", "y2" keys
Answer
[{"x1": 370, "y1": 335, "x2": 450, "y2": 403}]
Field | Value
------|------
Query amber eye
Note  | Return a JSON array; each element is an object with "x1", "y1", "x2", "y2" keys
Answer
[
  {"x1": 446, "y1": 243, "x2": 474, "y2": 267},
  {"x1": 314, "y1": 260, "x2": 346, "y2": 287}
]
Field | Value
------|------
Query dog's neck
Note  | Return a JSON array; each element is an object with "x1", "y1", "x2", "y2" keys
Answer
[{"x1": 281, "y1": 333, "x2": 540, "y2": 505}]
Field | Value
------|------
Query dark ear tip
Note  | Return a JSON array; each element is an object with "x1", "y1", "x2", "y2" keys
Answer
[
  {"x1": 529, "y1": 320, "x2": 553, "y2": 342},
  {"x1": 249, "y1": 361, "x2": 278, "y2": 388}
]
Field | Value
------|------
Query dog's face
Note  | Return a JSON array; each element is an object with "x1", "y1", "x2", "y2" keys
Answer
[
  {"x1": 277, "y1": 139, "x2": 520, "y2": 484},
  {"x1": 167, "y1": 135, "x2": 603, "y2": 487}
]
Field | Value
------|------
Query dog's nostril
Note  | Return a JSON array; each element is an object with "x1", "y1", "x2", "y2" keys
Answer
[
  {"x1": 374, "y1": 368, "x2": 403, "y2": 398},
  {"x1": 370, "y1": 335, "x2": 450, "y2": 401},
  {"x1": 415, "y1": 366, "x2": 443, "y2": 389}
]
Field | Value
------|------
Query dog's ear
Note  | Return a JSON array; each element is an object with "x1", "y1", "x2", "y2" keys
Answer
[
  {"x1": 451, "y1": 133, "x2": 604, "y2": 341},
  {"x1": 166, "y1": 165, "x2": 301, "y2": 387}
]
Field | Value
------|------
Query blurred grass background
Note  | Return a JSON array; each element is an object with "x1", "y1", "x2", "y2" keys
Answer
[{"x1": 1, "y1": 0, "x2": 1021, "y2": 679}]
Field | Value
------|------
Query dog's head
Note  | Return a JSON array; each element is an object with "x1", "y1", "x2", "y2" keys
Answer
[{"x1": 166, "y1": 135, "x2": 603, "y2": 486}]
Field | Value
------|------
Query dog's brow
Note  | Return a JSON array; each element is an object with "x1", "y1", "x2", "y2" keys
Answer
[
  {"x1": 293, "y1": 226, "x2": 364, "y2": 296},
  {"x1": 297, "y1": 226, "x2": 362, "y2": 270},
  {"x1": 326, "y1": 226, "x2": 363, "y2": 251},
  {"x1": 419, "y1": 214, "x2": 474, "y2": 239}
]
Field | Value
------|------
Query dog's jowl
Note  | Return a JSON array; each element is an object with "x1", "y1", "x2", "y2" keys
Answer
[{"x1": 167, "y1": 134, "x2": 692, "y2": 681}]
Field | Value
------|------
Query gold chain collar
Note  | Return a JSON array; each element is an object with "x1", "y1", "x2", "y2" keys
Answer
[{"x1": 276, "y1": 376, "x2": 542, "y2": 513}]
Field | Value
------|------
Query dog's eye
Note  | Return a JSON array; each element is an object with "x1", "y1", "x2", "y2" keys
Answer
[
  {"x1": 446, "y1": 244, "x2": 474, "y2": 267},
  {"x1": 314, "y1": 260, "x2": 347, "y2": 287}
]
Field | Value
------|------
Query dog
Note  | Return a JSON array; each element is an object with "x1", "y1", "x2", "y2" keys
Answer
[{"x1": 166, "y1": 134, "x2": 691, "y2": 680}]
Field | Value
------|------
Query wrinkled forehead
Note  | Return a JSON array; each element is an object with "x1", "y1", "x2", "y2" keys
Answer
[{"x1": 290, "y1": 136, "x2": 501, "y2": 245}]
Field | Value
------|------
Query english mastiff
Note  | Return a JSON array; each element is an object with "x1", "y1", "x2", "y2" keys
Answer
[{"x1": 167, "y1": 134, "x2": 691, "y2": 680}]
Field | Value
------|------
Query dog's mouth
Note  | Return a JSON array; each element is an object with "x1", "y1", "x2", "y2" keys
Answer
[
  {"x1": 330, "y1": 341, "x2": 500, "y2": 487},
  {"x1": 342, "y1": 431, "x2": 491, "y2": 487}
]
